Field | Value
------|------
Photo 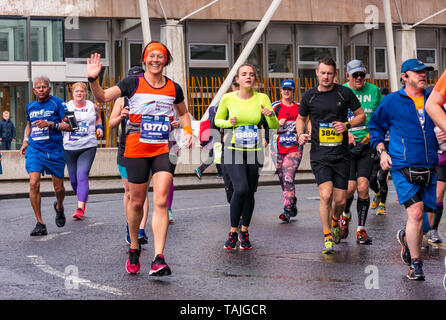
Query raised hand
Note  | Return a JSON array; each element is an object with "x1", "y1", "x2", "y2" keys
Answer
[{"x1": 86, "y1": 53, "x2": 103, "y2": 79}]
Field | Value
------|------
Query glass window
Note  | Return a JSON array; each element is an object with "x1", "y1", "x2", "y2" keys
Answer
[
  {"x1": 189, "y1": 68, "x2": 228, "y2": 78},
  {"x1": 374, "y1": 48, "x2": 387, "y2": 74},
  {"x1": 247, "y1": 44, "x2": 263, "y2": 78},
  {"x1": 189, "y1": 44, "x2": 227, "y2": 61},
  {"x1": 30, "y1": 20, "x2": 63, "y2": 62},
  {"x1": 65, "y1": 42, "x2": 107, "y2": 59},
  {"x1": 268, "y1": 44, "x2": 293, "y2": 74},
  {"x1": 417, "y1": 49, "x2": 436, "y2": 65},
  {"x1": 355, "y1": 46, "x2": 370, "y2": 73},
  {"x1": 234, "y1": 42, "x2": 242, "y2": 63},
  {"x1": 129, "y1": 43, "x2": 142, "y2": 68},
  {"x1": 299, "y1": 46, "x2": 337, "y2": 64},
  {"x1": 0, "y1": 19, "x2": 26, "y2": 61}
]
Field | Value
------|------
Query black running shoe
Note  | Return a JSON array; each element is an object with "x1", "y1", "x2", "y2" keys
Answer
[
  {"x1": 224, "y1": 232, "x2": 238, "y2": 250},
  {"x1": 239, "y1": 231, "x2": 252, "y2": 250},
  {"x1": 54, "y1": 201, "x2": 66, "y2": 228},
  {"x1": 407, "y1": 259, "x2": 425, "y2": 281},
  {"x1": 30, "y1": 222, "x2": 48, "y2": 236},
  {"x1": 279, "y1": 210, "x2": 291, "y2": 223},
  {"x1": 397, "y1": 229, "x2": 411, "y2": 266},
  {"x1": 149, "y1": 254, "x2": 172, "y2": 277}
]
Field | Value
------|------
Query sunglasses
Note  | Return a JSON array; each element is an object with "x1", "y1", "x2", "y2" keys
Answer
[{"x1": 352, "y1": 72, "x2": 366, "y2": 79}]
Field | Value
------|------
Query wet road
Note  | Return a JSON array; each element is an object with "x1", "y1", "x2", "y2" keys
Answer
[{"x1": 0, "y1": 183, "x2": 445, "y2": 300}]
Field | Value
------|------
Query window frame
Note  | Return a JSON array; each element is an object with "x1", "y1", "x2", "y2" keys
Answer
[
  {"x1": 297, "y1": 45, "x2": 339, "y2": 66},
  {"x1": 417, "y1": 48, "x2": 437, "y2": 67},
  {"x1": 188, "y1": 42, "x2": 229, "y2": 68},
  {"x1": 65, "y1": 40, "x2": 108, "y2": 63},
  {"x1": 267, "y1": 43, "x2": 294, "y2": 78},
  {"x1": 374, "y1": 47, "x2": 387, "y2": 77}
]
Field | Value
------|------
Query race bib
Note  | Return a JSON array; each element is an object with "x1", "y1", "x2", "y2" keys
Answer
[
  {"x1": 234, "y1": 125, "x2": 258, "y2": 149},
  {"x1": 347, "y1": 110, "x2": 365, "y2": 131},
  {"x1": 279, "y1": 131, "x2": 297, "y2": 147},
  {"x1": 319, "y1": 122, "x2": 343, "y2": 146},
  {"x1": 140, "y1": 115, "x2": 170, "y2": 144},
  {"x1": 30, "y1": 126, "x2": 49, "y2": 141},
  {"x1": 69, "y1": 121, "x2": 89, "y2": 141}
]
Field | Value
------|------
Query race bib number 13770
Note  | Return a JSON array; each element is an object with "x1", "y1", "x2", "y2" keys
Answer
[{"x1": 140, "y1": 115, "x2": 170, "y2": 144}]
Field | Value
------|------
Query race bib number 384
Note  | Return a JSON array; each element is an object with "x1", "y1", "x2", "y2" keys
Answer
[
  {"x1": 140, "y1": 115, "x2": 170, "y2": 144},
  {"x1": 319, "y1": 122, "x2": 343, "y2": 147}
]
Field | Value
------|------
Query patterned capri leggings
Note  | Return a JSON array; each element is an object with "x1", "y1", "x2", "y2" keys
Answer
[{"x1": 276, "y1": 149, "x2": 303, "y2": 211}]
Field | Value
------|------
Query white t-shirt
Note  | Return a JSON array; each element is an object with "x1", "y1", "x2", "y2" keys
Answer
[{"x1": 63, "y1": 100, "x2": 98, "y2": 150}]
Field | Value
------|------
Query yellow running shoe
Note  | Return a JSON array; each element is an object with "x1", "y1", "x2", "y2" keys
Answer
[
  {"x1": 370, "y1": 193, "x2": 380, "y2": 209},
  {"x1": 376, "y1": 203, "x2": 386, "y2": 215},
  {"x1": 322, "y1": 238, "x2": 335, "y2": 254}
]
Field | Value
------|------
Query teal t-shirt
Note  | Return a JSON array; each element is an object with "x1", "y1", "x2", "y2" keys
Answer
[{"x1": 344, "y1": 82, "x2": 383, "y2": 142}]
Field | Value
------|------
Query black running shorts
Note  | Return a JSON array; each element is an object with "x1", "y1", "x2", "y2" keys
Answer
[
  {"x1": 125, "y1": 152, "x2": 175, "y2": 184},
  {"x1": 437, "y1": 165, "x2": 446, "y2": 182},
  {"x1": 311, "y1": 158, "x2": 350, "y2": 190},
  {"x1": 349, "y1": 146, "x2": 374, "y2": 181}
]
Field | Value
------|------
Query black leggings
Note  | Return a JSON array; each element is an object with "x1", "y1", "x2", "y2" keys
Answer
[{"x1": 223, "y1": 150, "x2": 261, "y2": 228}]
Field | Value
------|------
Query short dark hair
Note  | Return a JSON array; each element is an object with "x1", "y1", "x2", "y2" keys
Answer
[{"x1": 317, "y1": 57, "x2": 337, "y2": 70}]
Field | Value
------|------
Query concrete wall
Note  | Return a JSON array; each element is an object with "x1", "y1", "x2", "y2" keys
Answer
[
  {"x1": 1, "y1": 0, "x2": 445, "y2": 25},
  {"x1": 0, "y1": 142, "x2": 312, "y2": 181}
]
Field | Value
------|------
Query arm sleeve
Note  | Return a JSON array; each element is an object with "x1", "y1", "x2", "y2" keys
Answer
[
  {"x1": 214, "y1": 95, "x2": 232, "y2": 128},
  {"x1": 173, "y1": 82, "x2": 185, "y2": 104},
  {"x1": 369, "y1": 98, "x2": 390, "y2": 150},
  {"x1": 116, "y1": 76, "x2": 139, "y2": 98},
  {"x1": 261, "y1": 95, "x2": 280, "y2": 130}
]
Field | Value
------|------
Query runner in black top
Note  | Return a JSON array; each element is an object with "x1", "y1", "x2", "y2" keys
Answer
[{"x1": 296, "y1": 57, "x2": 365, "y2": 254}]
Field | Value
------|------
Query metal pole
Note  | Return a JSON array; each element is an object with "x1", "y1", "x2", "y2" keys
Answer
[
  {"x1": 138, "y1": 0, "x2": 151, "y2": 45},
  {"x1": 26, "y1": 16, "x2": 32, "y2": 103},
  {"x1": 207, "y1": 0, "x2": 283, "y2": 111},
  {"x1": 410, "y1": 8, "x2": 446, "y2": 29},
  {"x1": 382, "y1": 0, "x2": 398, "y2": 92},
  {"x1": 179, "y1": 0, "x2": 220, "y2": 23}
]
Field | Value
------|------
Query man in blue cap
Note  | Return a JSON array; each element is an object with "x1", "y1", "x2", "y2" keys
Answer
[{"x1": 369, "y1": 58, "x2": 436, "y2": 280}]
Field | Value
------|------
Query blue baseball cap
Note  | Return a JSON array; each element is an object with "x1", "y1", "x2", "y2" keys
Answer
[
  {"x1": 401, "y1": 58, "x2": 434, "y2": 73},
  {"x1": 281, "y1": 80, "x2": 295, "y2": 90}
]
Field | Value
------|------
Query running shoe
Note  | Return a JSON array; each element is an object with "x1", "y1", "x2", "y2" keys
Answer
[
  {"x1": 224, "y1": 232, "x2": 238, "y2": 250},
  {"x1": 194, "y1": 168, "x2": 202, "y2": 179},
  {"x1": 279, "y1": 210, "x2": 291, "y2": 223},
  {"x1": 168, "y1": 208, "x2": 174, "y2": 224},
  {"x1": 149, "y1": 254, "x2": 172, "y2": 277},
  {"x1": 332, "y1": 225, "x2": 341, "y2": 244},
  {"x1": 397, "y1": 229, "x2": 411, "y2": 266},
  {"x1": 322, "y1": 238, "x2": 334, "y2": 254},
  {"x1": 407, "y1": 259, "x2": 425, "y2": 281},
  {"x1": 30, "y1": 222, "x2": 48, "y2": 236},
  {"x1": 125, "y1": 224, "x2": 130, "y2": 245},
  {"x1": 376, "y1": 203, "x2": 386, "y2": 216},
  {"x1": 339, "y1": 214, "x2": 350, "y2": 239},
  {"x1": 126, "y1": 248, "x2": 141, "y2": 274},
  {"x1": 370, "y1": 193, "x2": 380, "y2": 209},
  {"x1": 426, "y1": 229, "x2": 443, "y2": 244},
  {"x1": 53, "y1": 201, "x2": 66, "y2": 228},
  {"x1": 138, "y1": 229, "x2": 148, "y2": 245},
  {"x1": 239, "y1": 231, "x2": 252, "y2": 250},
  {"x1": 72, "y1": 208, "x2": 84, "y2": 220},
  {"x1": 356, "y1": 229, "x2": 372, "y2": 245}
]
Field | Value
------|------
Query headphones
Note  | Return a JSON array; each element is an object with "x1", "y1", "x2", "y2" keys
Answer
[{"x1": 404, "y1": 73, "x2": 409, "y2": 78}]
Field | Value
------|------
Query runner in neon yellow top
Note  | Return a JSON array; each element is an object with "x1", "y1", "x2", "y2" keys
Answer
[{"x1": 215, "y1": 63, "x2": 279, "y2": 251}]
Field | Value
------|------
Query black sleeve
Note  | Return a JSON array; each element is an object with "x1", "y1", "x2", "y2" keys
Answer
[
  {"x1": 298, "y1": 92, "x2": 310, "y2": 117},
  {"x1": 345, "y1": 87, "x2": 361, "y2": 112},
  {"x1": 116, "y1": 76, "x2": 139, "y2": 98},
  {"x1": 173, "y1": 82, "x2": 185, "y2": 105}
]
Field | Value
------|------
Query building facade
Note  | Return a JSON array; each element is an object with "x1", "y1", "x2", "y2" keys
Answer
[{"x1": 1, "y1": 0, "x2": 445, "y2": 148}]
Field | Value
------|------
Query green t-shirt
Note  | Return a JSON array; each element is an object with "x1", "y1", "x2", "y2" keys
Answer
[
  {"x1": 343, "y1": 82, "x2": 383, "y2": 142},
  {"x1": 215, "y1": 91, "x2": 279, "y2": 151}
]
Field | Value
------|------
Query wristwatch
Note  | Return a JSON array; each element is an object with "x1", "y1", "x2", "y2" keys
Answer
[
  {"x1": 378, "y1": 148, "x2": 387, "y2": 155},
  {"x1": 345, "y1": 122, "x2": 352, "y2": 130},
  {"x1": 88, "y1": 75, "x2": 99, "y2": 83}
]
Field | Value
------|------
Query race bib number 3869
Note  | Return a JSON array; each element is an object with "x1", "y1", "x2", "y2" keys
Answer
[
  {"x1": 319, "y1": 122, "x2": 343, "y2": 147},
  {"x1": 140, "y1": 115, "x2": 170, "y2": 144}
]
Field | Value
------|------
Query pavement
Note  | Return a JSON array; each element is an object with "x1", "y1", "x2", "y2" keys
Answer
[{"x1": 0, "y1": 171, "x2": 316, "y2": 200}]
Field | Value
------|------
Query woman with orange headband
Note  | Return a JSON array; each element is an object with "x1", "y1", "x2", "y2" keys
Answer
[{"x1": 87, "y1": 40, "x2": 193, "y2": 277}]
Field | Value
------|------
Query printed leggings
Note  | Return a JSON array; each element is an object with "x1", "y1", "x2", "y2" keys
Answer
[
  {"x1": 64, "y1": 147, "x2": 97, "y2": 203},
  {"x1": 276, "y1": 150, "x2": 303, "y2": 211}
]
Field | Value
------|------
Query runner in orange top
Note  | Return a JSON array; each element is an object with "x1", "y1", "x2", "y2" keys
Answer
[{"x1": 87, "y1": 41, "x2": 193, "y2": 277}]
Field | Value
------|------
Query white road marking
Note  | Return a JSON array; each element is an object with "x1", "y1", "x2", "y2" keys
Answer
[
  {"x1": 88, "y1": 222, "x2": 104, "y2": 227},
  {"x1": 27, "y1": 255, "x2": 127, "y2": 296},
  {"x1": 35, "y1": 232, "x2": 71, "y2": 242}
]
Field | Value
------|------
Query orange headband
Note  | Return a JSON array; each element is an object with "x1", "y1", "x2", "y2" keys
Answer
[{"x1": 143, "y1": 43, "x2": 168, "y2": 62}]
